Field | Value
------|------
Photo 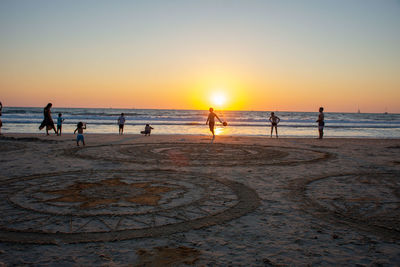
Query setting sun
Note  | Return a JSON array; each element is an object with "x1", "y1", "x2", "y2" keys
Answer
[{"x1": 211, "y1": 92, "x2": 227, "y2": 108}]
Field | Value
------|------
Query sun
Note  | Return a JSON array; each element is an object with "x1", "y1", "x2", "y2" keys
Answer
[{"x1": 211, "y1": 92, "x2": 227, "y2": 107}]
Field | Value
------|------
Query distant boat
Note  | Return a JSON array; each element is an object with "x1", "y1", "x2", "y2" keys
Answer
[{"x1": 357, "y1": 108, "x2": 361, "y2": 114}]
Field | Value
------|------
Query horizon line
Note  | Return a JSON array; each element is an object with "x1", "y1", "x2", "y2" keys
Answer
[{"x1": 2, "y1": 105, "x2": 397, "y2": 115}]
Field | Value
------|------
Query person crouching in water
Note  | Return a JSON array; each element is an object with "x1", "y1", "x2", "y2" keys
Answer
[
  {"x1": 269, "y1": 112, "x2": 280, "y2": 138},
  {"x1": 206, "y1": 107, "x2": 223, "y2": 140},
  {"x1": 74, "y1": 122, "x2": 86, "y2": 146},
  {"x1": 142, "y1": 124, "x2": 154, "y2": 136}
]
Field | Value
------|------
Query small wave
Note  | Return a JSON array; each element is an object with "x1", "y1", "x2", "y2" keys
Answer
[
  {"x1": 3, "y1": 109, "x2": 40, "y2": 114},
  {"x1": 3, "y1": 120, "x2": 400, "y2": 129}
]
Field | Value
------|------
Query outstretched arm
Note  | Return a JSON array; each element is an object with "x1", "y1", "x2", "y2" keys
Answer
[{"x1": 215, "y1": 114, "x2": 223, "y2": 123}]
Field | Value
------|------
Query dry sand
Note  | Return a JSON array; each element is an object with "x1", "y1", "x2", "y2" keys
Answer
[{"x1": 0, "y1": 133, "x2": 399, "y2": 266}]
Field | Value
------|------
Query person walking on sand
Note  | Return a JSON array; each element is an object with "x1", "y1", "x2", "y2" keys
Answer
[
  {"x1": 74, "y1": 122, "x2": 86, "y2": 146},
  {"x1": 316, "y1": 107, "x2": 325, "y2": 139},
  {"x1": 39, "y1": 103, "x2": 58, "y2": 136},
  {"x1": 0, "y1": 101, "x2": 3, "y2": 135},
  {"x1": 206, "y1": 107, "x2": 223, "y2": 140},
  {"x1": 269, "y1": 112, "x2": 280, "y2": 138},
  {"x1": 117, "y1": 113, "x2": 126, "y2": 135}
]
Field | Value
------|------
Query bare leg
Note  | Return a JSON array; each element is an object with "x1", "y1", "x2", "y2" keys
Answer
[
  {"x1": 275, "y1": 126, "x2": 278, "y2": 137},
  {"x1": 270, "y1": 126, "x2": 273, "y2": 137}
]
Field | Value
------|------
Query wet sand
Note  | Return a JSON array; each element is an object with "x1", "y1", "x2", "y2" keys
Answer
[{"x1": 0, "y1": 133, "x2": 399, "y2": 266}]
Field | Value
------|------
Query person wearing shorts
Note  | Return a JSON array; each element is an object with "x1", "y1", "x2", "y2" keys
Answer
[
  {"x1": 74, "y1": 122, "x2": 86, "y2": 146},
  {"x1": 0, "y1": 101, "x2": 2, "y2": 135},
  {"x1": 56, "y1": 113, "x2": 65, "y2": 136},
  {"x1": 117, "y1": 113, "x2": 126, "y2": 135},
  {"x1": 206, "y1": 107, "x2": 223, "y2": 139},
  {"x1": 269, "y1": 112, "x2": 280, "y2": 138}
]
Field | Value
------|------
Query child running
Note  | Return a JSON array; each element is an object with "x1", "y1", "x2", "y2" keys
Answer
[
  {"x1": 206, "y1": 107, "x2": 223, "y2": 140},
  {"x1": 74, "y1": 122, "x2": 86, "y2": 146},
  {"x1": 56, "y1": 113, "x2": 65, "y2": 136},
  {"x1": 269, "y1": 112, "x2": 281, "y2": 138}
]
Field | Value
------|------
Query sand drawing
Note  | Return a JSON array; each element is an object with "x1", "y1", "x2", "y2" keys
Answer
[
  {"x1": 0, "y1": 169, "x2": 260, "y2": 243},
  {"x1": 65, "y1": 143, "x2": 333, "y2": 167}
]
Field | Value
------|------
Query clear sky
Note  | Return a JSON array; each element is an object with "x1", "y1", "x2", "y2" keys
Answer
[{"x1": 1, "y1": 0, "x2": 399, "y2": 112}]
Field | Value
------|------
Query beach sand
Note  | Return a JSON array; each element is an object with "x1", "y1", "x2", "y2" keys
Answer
[{"x1": 0, "y1": 133, "x2": 399, "y2": 266}]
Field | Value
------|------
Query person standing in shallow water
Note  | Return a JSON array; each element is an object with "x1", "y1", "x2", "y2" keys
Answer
[
  {"x1": 39, "y1": 103, "x2": 57, "y2": 135},
  {"x1": 316, "y1": 107, "x2": 325, "y2": 139},
  {"x1": 206, "y1": 107, "x2": 223, "y2": 140},
  {"x1": 56, "y1": 113, "x2": 65, "y2": 136},
  {"x1": 269, "y1": 112, "x2": 280, "y2": 138},
  {"x1": 0, "y1": 101, "x2": 3, "y2": 135},
  {"x1": 118, "y1": 113, "x2": 126, "y2": 135}
]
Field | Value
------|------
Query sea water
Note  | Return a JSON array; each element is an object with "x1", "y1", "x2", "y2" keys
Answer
[{"x1": 1, "y1": 107, "x2": 400, "y2": 138}]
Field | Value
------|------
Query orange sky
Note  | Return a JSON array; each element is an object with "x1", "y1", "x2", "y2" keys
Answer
[{"x1": 1, "y1": 1, "x2": 399, "y2": 113}]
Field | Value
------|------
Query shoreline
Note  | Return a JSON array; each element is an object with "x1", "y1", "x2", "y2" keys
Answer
[
  {"x1": 2, "y1": 107, "x2": 400, "y2": 139},
  {"x1": 2, "y1": 132, "x2": 400, "y2": 141}
]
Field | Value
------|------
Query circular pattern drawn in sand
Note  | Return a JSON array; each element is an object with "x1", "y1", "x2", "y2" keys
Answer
[
  {"x1": 65, "y1": 143, "x2": 332, "y2": 166},
  {"x1": 0, "y1": 141, "x2": 25, "y2": 152},
  {"x1": 304, "y1": 173, "x2": 400, "y2": 239},
  {"x1": 0, "y1": 170, "x2": 260, "y2": 244}
]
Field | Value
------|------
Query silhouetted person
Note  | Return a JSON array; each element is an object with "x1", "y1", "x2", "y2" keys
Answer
[
  {"x1": 39, "y1": 103, "x2": 57, "y2": 135},
  {"x1": 206, "y1": 107, "x2": 223, "y2": 140},
  {"x1": 316, "y1": 107, "x2": 325, "y2": 139},
  {"x1": 142, "y1": 124, "x2": 154, "y2": 136},
  {"x1": 74, "y1": 122, "x2": 86, "y2": 146},
  {"x1": 56, "y1": 113, "x2": 65, "y2": 136},
  {"x1": 269, "y1": 112, "x2": 280, "y2": 138},
  {"x1": 118, "y1": 113, "x2": 125, "y2": 135},
  {"x1": 0, "y1": 102, "x2": 3, "y2": 135}
]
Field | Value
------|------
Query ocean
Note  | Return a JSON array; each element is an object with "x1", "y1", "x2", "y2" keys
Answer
[{"x1": 1, "y1": 107, "x2": 400, "y2": 138}]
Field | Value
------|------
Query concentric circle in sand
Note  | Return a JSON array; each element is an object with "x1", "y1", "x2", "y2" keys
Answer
[
  {"x1": 0, "y1": 170, "x2": 260, "y2": 244},
  {"x1": 65, "y1": 143, "x2": 332, "y2": 166},
  {"x1": 302, "y1": 173, "x2": 400, "y2": 240}
]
